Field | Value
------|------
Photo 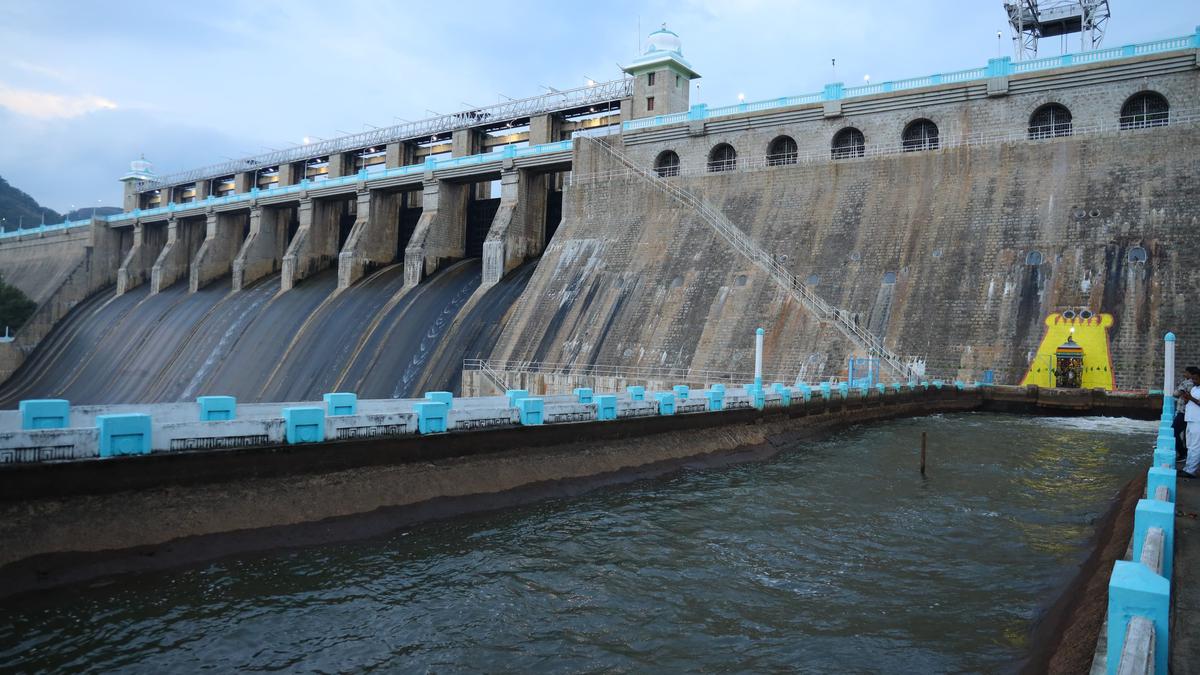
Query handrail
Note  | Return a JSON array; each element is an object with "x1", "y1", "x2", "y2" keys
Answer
[
  {"x1": 463, "y1": 358, "x2": 799, "y2": 385},
  {"x1": 578, "y1": 136, "x2": 914, "y2": 378},
  {"x1": 140, "y1": 79, "x2": 630, "y2": 191},
  {"x1": 0, "y1": 217, "x2": 95, "y2": 240}
]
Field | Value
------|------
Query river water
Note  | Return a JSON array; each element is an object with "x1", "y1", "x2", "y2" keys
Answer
[{"x1": 0, "y1": 413, "x2": 1155, "y2": 673}]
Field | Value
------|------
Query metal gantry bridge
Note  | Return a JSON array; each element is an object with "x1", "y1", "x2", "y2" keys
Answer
[{"x1": 139, "y1": 77, "x2": 633, "y2": 192}]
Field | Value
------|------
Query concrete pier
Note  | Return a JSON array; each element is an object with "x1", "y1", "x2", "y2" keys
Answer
[
  {"x1": 337, "y1": 189, "x2": 403, "y2": 289},
  {"x1": 404, "y1": 180, "x2": 469, "y2": 287},
  {"x1": 232, "y1": 205, "x2": 289, "y2": 291},
  {"x1": 117, "y1": 220, "x2": 168, "y2": 295},
  {"x1": 482, "y1": 168, "x2": 549, "y2": 288},
  {"x1": 282, "y1": 197, "x2": 349, "y2": 291},
  {"x1": 150, "y1": 214, "x2": 206, "y2": 293},
  {"x1": 190, "y1": 210, "x2": 248, "y2": 292}
]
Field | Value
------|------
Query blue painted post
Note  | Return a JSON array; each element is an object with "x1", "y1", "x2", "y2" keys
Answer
[
  {"x1": 1153, "y1": 448, "x2": 1175, "y2": 470},
  {"x1": 954, "y1": 380, "x2": 965, "y2": 391},
  {"x1": 505, "y1": 389, "x2": 529, "y2": 408},
  {"x1": 627, "y1": 386, "x2": 645, "y2": 402},
  {"x1": 710, "y1": 383, "x2": 725, "y2": 394},
  {"x1": 1106, "y1": 561, "x2": 1170, "y2": 675},
  {"x1": 574, "y1": 387, "x2": 593, "y2": 404},
  {"x1": 595, "y1": 395, "x2": 617, "y2": 421},
  {"x1": 798, "y1": 384, "x2": 812, "y2": 401},
  {"x1": 517, "y1": 398, "x2": 544, "y2": 425},
  {"x1": 1122, "y1": 44, "x2": 1136, "y2": 57},
  {"x1": 424, "y1": 391, "x2": 453, "y2": 410},
  {"x1": 673, "y1": 385, "x2": 690, "y2": 401},
  {"x1": 848, "y1": 356, "x2": 855, "y2": 387},
  {"x1": 197, "y1": 396, "x2": 236, "y2": 421},
  {"x1": 705, "y1": 389, "x2": 725, "y2": 411},
  {"x1": 1133, "y1": 499, "x2": 1175, "y2": 579},
  {"x1": 837, "y1": 382, "x2": 849, "y2": 399},
  {"x1": 323, "y1": 392, "x2": 357, "y2": 416},
  {"x1": 930, "y1": 74, "x2": 943, "y2": 84},
  {"x1": 1147, "y1": 466, "x2": 1176, "y2": 502},
  {"x1": 876, "y1": 383, "x2": 886, "y2": 395},
  {"x1": 751, "y1": 386, "x2": 765, "y2": 410},
  {"x1": 822, "y1": 82, "x2": 844, "y2": 100},
  {"x1": 932, "y1": 380, "x2": 945, "y2": 389},
  {"x1": 1164, "y1": 332, "x2": 1176, "y2": 413},
  {"x1": 97, "y1": 414, "x2": 152, "y2": 457},
  {"x1": 687, "y1": 103, "x2": 708, "y2": 120},
  {"x1": 20, "y1": 399, "x2": 70, "y2": 429},
  {"x1": 772, "y1": 383, "x2": 791, "y2": 406},
  {"x1": 986, "y1": 56, "x2": 1012, "y2": 77},
  {"x1": 283, "y1": 407, "x2": 325, "y2": 444},
  {"x1": 820, "y1": 382, "x2": 832, "y2": 399},
  {"x1": 655, "y1": 393, "x2": 676, "y2": 416},
  {"x1": 413, "y1": 401, "x2": 448, "y2": 434},
  {"x1": 891, "y1": 382, "x2": 902, "y2": 392}
]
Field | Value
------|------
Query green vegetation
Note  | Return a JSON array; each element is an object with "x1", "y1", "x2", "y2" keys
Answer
[
  {"x1": 0, "y1": 274, "x2": 36, "y2": 334},
  {"x1": 0, "y1": 175, "x2": 62, "y2": 232}
]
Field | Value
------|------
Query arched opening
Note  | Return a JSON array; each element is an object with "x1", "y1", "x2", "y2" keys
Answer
[
  {"x1": 654, "y1": 150, "x2": 680, "y2": 178},
  {"x1": 767, "y1": 136, "x2": 798, "y2": 166},
  {"x1": 902, "y1": 119, "x2": 939, "y2": 152},
  {"x1": 707, "y1": 143, "x2": 737, "y2": 172},
  {"x1": 1028, "y1": 103, "x2": 1072, "y2": 139},
  {"x1": 1120, "y1": 91, "x2": 1170, "y2": 130},
  {"x1": 831, "y1": 128, "x2": 865, "y2": 159},
  {"x1": 1026, "y1": 250, "x2": 1043, "y2": 265}
]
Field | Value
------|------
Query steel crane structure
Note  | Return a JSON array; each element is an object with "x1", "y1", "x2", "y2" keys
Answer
[{"x1": 1004, "y1": 1, "x2": 1111, "y2": 60}]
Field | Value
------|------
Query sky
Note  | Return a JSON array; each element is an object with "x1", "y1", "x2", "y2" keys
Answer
[{"x1": 0, "y1": 0, "x2": 1195, "y2": 211}]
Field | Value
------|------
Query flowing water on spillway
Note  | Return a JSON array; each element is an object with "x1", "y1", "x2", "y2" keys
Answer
[
  {"x1": 0, "y1": 414, "x2": 1155, "y2": 673},
  {"x1": 0, "y1": 258, "x2": 535, "y2": 406}
]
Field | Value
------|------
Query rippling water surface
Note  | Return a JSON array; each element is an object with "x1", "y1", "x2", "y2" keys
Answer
[{"x1": 0, "y1": 413, "x2": 1155, "y2": 673}]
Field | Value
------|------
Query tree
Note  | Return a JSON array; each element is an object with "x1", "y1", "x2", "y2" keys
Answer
[{"x1": 0, "y1": 274, "x2": 36, "y2": 334}]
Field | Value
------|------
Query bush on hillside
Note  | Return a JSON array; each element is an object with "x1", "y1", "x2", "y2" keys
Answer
[{"x1": 0, "y1": 275, "x2": 36, "y2": 334}]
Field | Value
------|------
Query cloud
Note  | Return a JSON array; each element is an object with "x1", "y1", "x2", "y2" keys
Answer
[{"x1": 0, "y1": 83, "x2": 117, "y2": 119}]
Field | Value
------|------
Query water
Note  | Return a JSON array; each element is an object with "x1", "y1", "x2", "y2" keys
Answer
[{"x1": 0, "y1": 413, "x2": 1155, "y2": 673}]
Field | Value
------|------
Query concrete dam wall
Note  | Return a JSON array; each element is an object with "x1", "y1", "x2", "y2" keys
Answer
[{"x1": 485, "y1": 123, "x2": 1200, "y2": 388}]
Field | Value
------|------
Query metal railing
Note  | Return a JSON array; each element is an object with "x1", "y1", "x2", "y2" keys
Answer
[
  {"x1": 140, "y1": 79, "x2": 631, "y2": 191},
  {"x1": 579, "y1": 136, "x2": 915, "y2": 378},
  {"x1": 463, "y1": 359, "x2": 796, "y2": 386},
  {"x1": 106, "y1": 140, "x2": 575, "y2": 224},
  {"x1": 623, "y1": 29, "x2": 1200, "y2": 133},
  {"x1": 575, "y1": 108, "x2": 1200, "y2": 187}
]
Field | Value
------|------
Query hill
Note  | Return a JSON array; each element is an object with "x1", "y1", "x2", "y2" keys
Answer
[{"x1": 0, "y1": 176, "x2": 63, "y2": 232}]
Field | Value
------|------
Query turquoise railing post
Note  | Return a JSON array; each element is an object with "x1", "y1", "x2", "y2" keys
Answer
[
  {"x1": 414, "y1": 401, "x2": 447, "y2": 434},
  {"x1": 655, "y1": 392, "x2": 676, "y2": 416},
  {"x1": 1133, "y1": 499, "x2": 1175, "y2": 580},
  {"x1": 97, "y1": 414, "x2": 152, "y2": 456},
  {"x1": 424, "y1": 391, "x2": 454, "y2": 410},
  {"x1": 1106, "y1": 561, "x2": 1169, "y2": 675},
  {"x1": 197, "y1": 396, "x2": 236, "y2": 421},
  {"x1": 930, "y1": 73, "x2": 943, "y2": 84},
  {"x1": 1194, "y1": 25, "x2": 1200, "y2": 47},
  {"x1": 20, "y1": 399, "x2": 69, "y2": 429},
  {"x1": 986, "y1": 56, "x2": 1011, "y2": 77},
  {"x1": 672, "y1": 385, "x2": 689, "y2": 401},
  {"x1": 822, "y1": 82, "x2": 844, "y2": 100},
  {"x1": 283, "y1": 407, "x2": 324, "y2": 444},
  {"x1": 323, "y1": 392, "x2": 357, "y2": 416},
  {"x1": 517, "y1": 398, "x2": 544, "y2": 425},
  {"x1": 595, "y1": 394, "x2": 618, "y2": 420},
  {"x1": 705, "y1": 388, "x2": 725, "y2": 411},
  {"x1": 627, "y1": 386, "x2": 645, "y2": 402},
  {"x1": 503, "y1": 144, "x2": 517, "y2": 159},
  {"x1": 506, "y1": 389, "x2": 529, "y2": 408},
  {"x1": 1146, "y1": 466, "x2": 1176, "y2": 503},
  {"x1": 1060, "y1": 54, "x2": 1074, "y2": 66},
  {"x1": 1122, "y1": 44, "x2": 1136, "y2": 57},
  {"x1": 574, "y1": 387, "x2": 593, "y2": 404},
  {"x1": 687, "y1": 103, "x2": 708, "y2": 120}
]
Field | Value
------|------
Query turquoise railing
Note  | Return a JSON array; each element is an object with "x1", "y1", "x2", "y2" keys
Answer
[
  {"x1": 0, "y1": 217, "x2": 95, "y2": 239},
  {"x1": 623, "y1": 28, "x2": 1200, "y2": 132},
  {"x1": 103, "y1": 140, "x2": 575, "y2": 224}
]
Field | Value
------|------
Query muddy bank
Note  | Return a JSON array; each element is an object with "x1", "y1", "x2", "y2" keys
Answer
[{"x1": 1022, "y1": 473, "x2": 1146, "y2": 674}]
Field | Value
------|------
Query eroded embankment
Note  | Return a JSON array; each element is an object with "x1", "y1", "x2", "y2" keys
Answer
[{"x1": 0, "y1": 386, "x2": 1156, "y2": 598}]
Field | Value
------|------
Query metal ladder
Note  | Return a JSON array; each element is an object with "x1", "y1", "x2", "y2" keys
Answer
[{"x1": 581, "y1": 136, "x2": 914, "y2": 378}]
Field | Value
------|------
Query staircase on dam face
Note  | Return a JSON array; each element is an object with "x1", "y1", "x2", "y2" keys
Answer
[{"x1": 580, "y1": 136, "x2": 917, "y2": 379}]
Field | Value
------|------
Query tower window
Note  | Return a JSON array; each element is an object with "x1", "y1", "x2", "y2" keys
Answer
[
  {"x1": 646, "y1": 97, "x2": 655, "y2": 111},
  {"x1": 676, "y1": 74, "x2": 681, "y2": 87},
  {"x1": 707, "y1": 143, "x2": 737, "y2": 172},
  {"x1": 1120, "y1": 91, "x2": 1169, "y2": 129},
  {"x1": 767, "y1": 136, "x2": 798, "y2": 166},
  {"x1": 654, "y1": 150, "x2": 680, "y2": 178},
  {"x1": 831, "y1": 127, "x2": 865, "y2": 159},
  {"x1": 648, "y1": 72, "x2": 656, "y2": 86},
  {"x1": 1028, "y1": 103, "x2": 1072, "y2": 139},
  {"x1": 902, "y1": 119, "x2": 939, "y2": 152}
]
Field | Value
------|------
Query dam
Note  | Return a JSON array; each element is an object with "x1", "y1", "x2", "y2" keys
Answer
[{"x1": 1, "y1": 13, "x2": 1199, "y2": 674}]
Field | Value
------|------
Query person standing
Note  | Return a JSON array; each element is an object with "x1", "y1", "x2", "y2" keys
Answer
[
  {"x1": 1179, "y1": 366, "x2": 1200, "y2": 479},
  {"x1": 1175, "y1": 367, "x2": 1198, "y2": 461}
]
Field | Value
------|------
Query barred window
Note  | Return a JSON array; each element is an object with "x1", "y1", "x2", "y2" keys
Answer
[
  {"x1": 707, "y1": 143, "x2": 737, "y2": 172},
  {"x1": 831, "y1": 127, "x2": 865, "y2": 159},
  {"x1": 902, "y1": 119, "x2": 939, "y2": 152},
  {"x1": 767, "y1": 136, "x2": 798, "y2": 166},
  {"x1": 1120, "y1": 92, "x2": 1169, "y2": 130},
  {"x1": 654, "y1": 150, "x2": 680, "y2": 178},
  {"x1": 1028, "y1": 104, "x2": 1072, "y2": 139}
]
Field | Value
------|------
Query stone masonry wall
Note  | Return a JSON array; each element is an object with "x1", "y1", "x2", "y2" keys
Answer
[{"x1": 488, "y1": 119, "x2": 1200, "y2": 389}]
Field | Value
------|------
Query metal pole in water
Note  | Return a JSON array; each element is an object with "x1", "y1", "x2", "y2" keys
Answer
[
  {"x1": 755, "y1": 327, "x2": 764, "y2": 388},
  {"x1": 920, "y1": 431, "x2": 927, "y2": 476}
]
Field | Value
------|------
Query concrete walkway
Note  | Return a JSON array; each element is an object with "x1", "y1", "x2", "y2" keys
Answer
[{"x1": 1173, "y1": 475, "x2": 1200, "y2": 671}]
